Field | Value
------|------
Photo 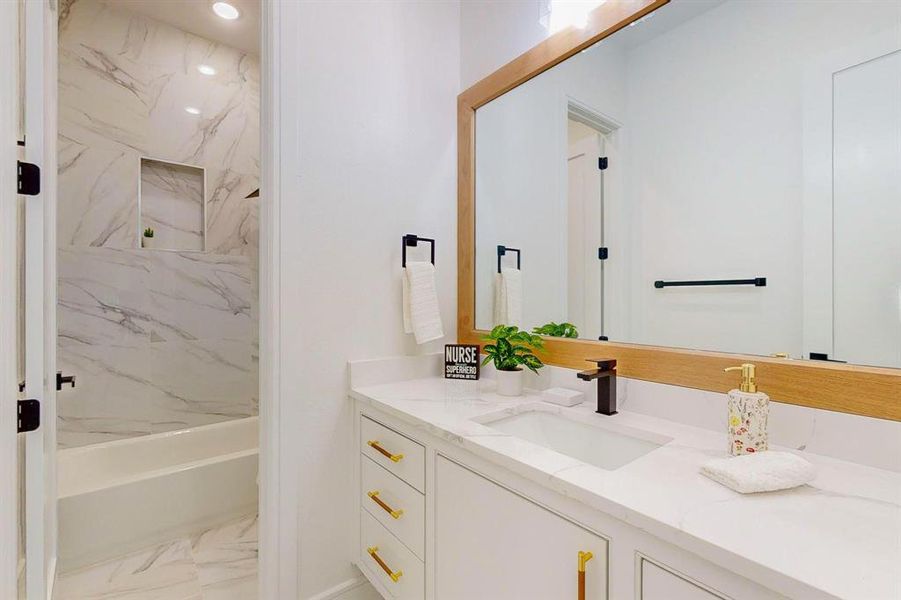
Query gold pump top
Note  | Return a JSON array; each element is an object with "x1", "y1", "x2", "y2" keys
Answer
[{"x1": 724, "y1": 363, "x2": 757, "y2": 393}]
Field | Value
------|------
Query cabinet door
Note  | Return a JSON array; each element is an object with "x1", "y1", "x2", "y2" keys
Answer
[
  {"x1": 435, "y1": 457, "x2": 607, "y2": 600},
  {"x1": 640, "y1": 559, "x2": 725, "y2": 600}
]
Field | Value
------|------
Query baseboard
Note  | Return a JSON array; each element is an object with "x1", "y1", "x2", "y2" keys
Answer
[{"x1": 306, "y1": 575, "x2": 372, "y2": 600}]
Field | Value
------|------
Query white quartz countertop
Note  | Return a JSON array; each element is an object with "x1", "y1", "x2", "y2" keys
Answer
[{"x1": 351, "y1": 377, "x2": 901, "y2": 600}]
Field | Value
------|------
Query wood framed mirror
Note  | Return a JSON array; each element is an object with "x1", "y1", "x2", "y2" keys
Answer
[{"x1": 457, "y1": 0, "x2": 901, "y2": 420}]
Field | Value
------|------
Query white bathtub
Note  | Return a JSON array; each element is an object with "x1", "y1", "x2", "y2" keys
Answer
[{"x1": 58, "y1": 417, "x2": 258, "y2": 572}]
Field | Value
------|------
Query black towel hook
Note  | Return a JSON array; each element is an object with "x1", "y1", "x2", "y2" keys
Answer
[{"x1": 402, "y1": 234, "x2": 435, "y2": 268}]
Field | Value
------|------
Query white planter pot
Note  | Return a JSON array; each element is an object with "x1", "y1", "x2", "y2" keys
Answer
[
  {"x1": 142, "y1": 237, "x2": 154, "y2": 249},
  {"x1": 495, "y1": 369, "x2": 524, "y2": 397}
]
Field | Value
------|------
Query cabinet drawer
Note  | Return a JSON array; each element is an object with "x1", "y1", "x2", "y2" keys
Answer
[
  {"x1": 639, "y1": 558, "x2": 726, "y2": 600},
  {"x1": 361, "y1": 455, "x2": 425, "y2": 559},
  {"x1": 360, "y1": 509, "x2": 424, "y2": 600},
  {"x1": 361, "y1": 416, "x2": 425, "y2": 492}
]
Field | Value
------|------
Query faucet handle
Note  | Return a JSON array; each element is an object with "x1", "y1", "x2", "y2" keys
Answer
[{"x1": 587, "y1": 358, "x2": 616, "y2": 370}]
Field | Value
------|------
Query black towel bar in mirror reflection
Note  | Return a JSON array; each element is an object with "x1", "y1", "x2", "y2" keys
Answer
[
  {"x1": 497, "y1": 245, "x2": 521, "y2": 273},
  {"x1": 402, "y1": 234, "x2": 435, "y2": 268},
  {"x1": 654, "y1": 277, "x2": 767, "y2": 289}
]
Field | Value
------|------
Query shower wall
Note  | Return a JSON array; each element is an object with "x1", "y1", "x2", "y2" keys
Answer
[{"x1": 57, "y1": 0, "x2": 259, "y2": 448}]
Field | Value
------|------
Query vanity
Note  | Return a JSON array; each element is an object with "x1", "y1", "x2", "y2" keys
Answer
[{"x1": 349, "y1": 358, "x2": 901, "y2": 599}]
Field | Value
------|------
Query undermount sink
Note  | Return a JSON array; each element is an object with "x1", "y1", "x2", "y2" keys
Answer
[{"x1": 479, "y1": 407, "x2": 671, "y2": 470}]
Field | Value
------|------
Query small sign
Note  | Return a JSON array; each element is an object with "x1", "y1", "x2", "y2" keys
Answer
[{"x1": 444, "y1": 344, "x2": 480, "y2": 380}]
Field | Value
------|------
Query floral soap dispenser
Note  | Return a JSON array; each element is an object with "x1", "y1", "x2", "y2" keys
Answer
[{"x1": 723, "y1": 363, "x2": 769, "y2": 456}]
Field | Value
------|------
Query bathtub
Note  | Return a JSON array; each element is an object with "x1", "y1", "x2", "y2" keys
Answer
[{"x1": 57, "y1": 417, "x2": 258, "y2": 572}]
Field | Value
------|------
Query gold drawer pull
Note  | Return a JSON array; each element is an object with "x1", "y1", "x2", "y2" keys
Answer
[
  {"x1": 367, "y1": 490, "x2": 404, "y2": 519},
  {"x1": 367, "y1": 440, "x2": 404, "y2": 463},
  {"x1": 367, "y1": 546, "x2": 403, "y2": 582},
  {"x1": 578, "y1": 551, "x2": 593, "y2": 600}
]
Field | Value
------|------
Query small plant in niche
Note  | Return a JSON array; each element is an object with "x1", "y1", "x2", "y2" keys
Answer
[
  {"x1": 142, "y1": 227, "x2": 154, "y2": 248},
  {"x1": 533, "y1": 321, "x2": 579, "y2": 339}
]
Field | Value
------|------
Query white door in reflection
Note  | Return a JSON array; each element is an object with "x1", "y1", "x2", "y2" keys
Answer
[
  {"x1": 567, "y1": 118, "x2": 607, "y2": 340},
  {"x1": 833, "y1": 49, "x2": 901, "y2": 368}
]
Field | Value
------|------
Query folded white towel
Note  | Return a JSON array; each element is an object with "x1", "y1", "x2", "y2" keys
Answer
[
  {"x1": 402, "y1": 262, "x2": 443, "y2": 344},
  {"x1": 493, "y1": 267, "x2": 522, "y2": 327},
  {"x1": 700, "y1": 451, "x2": 816, "y2": 494}
]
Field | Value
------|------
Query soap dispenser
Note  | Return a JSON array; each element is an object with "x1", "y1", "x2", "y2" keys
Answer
[{"x1": 723, "y1": 363, "x2": 769, "y2": 456}]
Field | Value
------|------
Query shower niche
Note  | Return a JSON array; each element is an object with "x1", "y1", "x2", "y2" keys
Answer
[{"x1": 138, "y1": 157, "x2": 206, "y2": 251}]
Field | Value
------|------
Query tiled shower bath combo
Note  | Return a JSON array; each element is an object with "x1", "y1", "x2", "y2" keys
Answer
[{"x1": 52, "y1": 1, "x2": 261, "y2": 593}]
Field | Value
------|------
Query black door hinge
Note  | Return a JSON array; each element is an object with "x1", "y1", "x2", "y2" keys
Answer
[
  {"x1": 17, "y1": 161, "x2": 40, "y2": 195},
  {"x1": 598, "y1": 157, "x2": 608, "y2": 170},
  {"x1": 598, "y1": 247, "x2": 609, "y2": 260},
  {"x1": 17, "y1": 399, "x2": 40, "y2": 433}
]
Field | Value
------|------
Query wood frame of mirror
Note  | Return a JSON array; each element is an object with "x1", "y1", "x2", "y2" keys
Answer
[{"x1": 457, "y1": 0, "x2": 900, "y2": 421}]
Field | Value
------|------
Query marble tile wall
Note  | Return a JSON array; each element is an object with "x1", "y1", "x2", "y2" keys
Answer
[
  {"x1": 58, "y1": 247, "x2": 256, "y2": 447},
  {"x1": 58, "y1": 0, "x2": 260, "y2": 254},
  {"x1": 57, "y1": 0, "x2": 259, "y2": 448}
]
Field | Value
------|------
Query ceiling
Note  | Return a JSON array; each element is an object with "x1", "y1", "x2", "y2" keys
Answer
[{"x1": 108, "y1": 0, "x2": 260, "y2": 55}]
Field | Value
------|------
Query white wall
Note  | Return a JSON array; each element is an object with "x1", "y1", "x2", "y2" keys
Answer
[
  {"x1": 271, "y1": 1, "x2": 459, "y2": 597},
  {"x1": 460, "y1": 0, "x2": 549, "y2": 89}
]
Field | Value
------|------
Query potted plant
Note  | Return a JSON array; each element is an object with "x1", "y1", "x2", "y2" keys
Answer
[
  {"x1": 142, "y1": 227, "x2": 154, "y2": 248},
  {"x1": 482, "y1": 325, "x2": 544, "y2": 396},
  {"x1": 533, "y1": 321, "x2": 579, "y2": 338}
]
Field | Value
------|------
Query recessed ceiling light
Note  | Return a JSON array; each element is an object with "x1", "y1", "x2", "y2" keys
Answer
[
  {"x1": 197, "y1": 64, "x2": 217, "y2": 76},
  {"x1": 184, "y1": 106, "x2": 201, "y2": 115},
  {"x1": 212, "y1": 2, "x2": 240, "y2": 20}
]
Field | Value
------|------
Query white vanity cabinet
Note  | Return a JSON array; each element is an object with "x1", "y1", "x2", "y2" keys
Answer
[
  {"x1": 355, "y1": 404, "x2": 790, "y2": 600},
  {"x1": 434, "y1": 456, "x2": 608, "y2": 599}
]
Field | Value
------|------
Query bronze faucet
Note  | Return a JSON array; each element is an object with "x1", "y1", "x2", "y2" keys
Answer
[{"x1": 577, "y1": 359, "x2": 617, "y2": 415}]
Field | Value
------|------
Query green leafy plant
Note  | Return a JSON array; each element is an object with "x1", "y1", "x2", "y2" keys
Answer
[
  {"x1": 482, "y1": 325, "x2": 545, "y2": 373},
  {"x1": 143, "y1": 227, "x2": 155, "y2": 238},
  {"x1": 532, "y1": 321, "x2": 579, "y2": 339}
]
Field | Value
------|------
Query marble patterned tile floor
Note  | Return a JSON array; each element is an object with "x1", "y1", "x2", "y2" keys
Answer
[{"x1": 54, "y1": 513, "x2": 258, "y2": 600}]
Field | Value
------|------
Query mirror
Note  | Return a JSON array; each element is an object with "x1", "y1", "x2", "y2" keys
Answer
[{"x1": 474, "y1": 0, "x2": 901, "y2": 369}]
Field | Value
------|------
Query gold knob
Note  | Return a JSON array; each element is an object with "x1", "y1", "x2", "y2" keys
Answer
[
  {"x1": 578, "y1": 550, "x2": 593, "y2": 572},
  {"x1": 367, "y1": 440, "x2": 404, "y2": 463},
  {"x1": 367, "y1": 490, "x2": 404, "y2": 519},
  {"x1": 578, "y1": 551, "x2": 593, "y2": 600},
  {"x1": 771, "y1": 352, "x2": 789, "y2": 359},
  {"x1": 367, "y1": 546, "x2": 403, "y2": 582}
]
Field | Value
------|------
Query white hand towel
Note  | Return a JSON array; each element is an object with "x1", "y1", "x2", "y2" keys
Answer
[
  {"x1": 700, "y1": 451, "x2": 816, "y2": 494},
  {"x1": 493, "y1": 267, "x2": 522, "y2": 327},
  {"x1": 402, "y1": 262, "x2": 444, "y2": 344}
]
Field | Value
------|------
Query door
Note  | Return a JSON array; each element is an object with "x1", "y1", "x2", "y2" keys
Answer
[
  {"x1": 567, "y1": 123, "x2": 605, "y2": 339},
  {"x1": 16, "y1": 0, "x2": 58, "y2": 597},
  {"x1": 435, "y1": 457, "x2": 608, "y2": 599},
  {"x1": 832, "y1": 50, "x2": 901, "y2": 368},
  {"x1": 1, "y1": 2, "x2": 21, "y2": 598}
]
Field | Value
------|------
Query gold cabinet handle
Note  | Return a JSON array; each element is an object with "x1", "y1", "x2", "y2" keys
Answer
[
  {"x1": 578, "y1": 551, "x2": 593, "y2": 600},
  {"x1": 367, "y1": 440, "x2": 404, "y2": 463},
  {"x1": 367, "y1": 490, "x2": 404, "y2": 519},
  {"x1": 367, "y1": 546, "x2": 403, "y2": 582}
]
